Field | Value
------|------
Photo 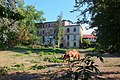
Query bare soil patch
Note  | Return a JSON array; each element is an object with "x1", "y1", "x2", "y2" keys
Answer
[{"x1": 0, "y1": 51, "x2": 120, "y2": 80}]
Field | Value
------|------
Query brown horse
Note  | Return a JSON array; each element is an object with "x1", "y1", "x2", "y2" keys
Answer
[{"x1": 63, "y1": 49, "x2": 81, "y2": 60}]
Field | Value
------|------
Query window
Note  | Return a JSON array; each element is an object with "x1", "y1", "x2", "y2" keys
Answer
[
  {"x1": 74, "y1": 42, "x2": 76, "y2": 47},
  {"x1": 67, "y1": 28, "x2": 70, "y2": 33},
  {"x1": 37, "y1": 31, "x2": 39, "y2": 35},
  {"x1": 43, "y1": 30, "x2": 44, "y2": 34},
  {"x1": 67, "y1": 42, "x2": 69, "y2": 46},
  {"x1": 73, "y1": 27, "x2": 76, "y2": 32},
  {"x1": 48, "y1": 24, "x2": 51, "y2": 27},
  {"x1": 42, "y1": 25, "x2": 44, "y2": 28},
  {"x1": 67, "y1": 35, "x2": 69, "y2": 40},
  {"x1": 73, "y1": 35, "x2": 76, "y2": 40},
  {"x1": 54, "y1": 23, "x2": 56, "y2": 26}
]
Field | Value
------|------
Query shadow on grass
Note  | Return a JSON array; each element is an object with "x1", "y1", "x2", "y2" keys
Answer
[{"x1": 8, "y1": 47, "x2": 66, "y2": 54}]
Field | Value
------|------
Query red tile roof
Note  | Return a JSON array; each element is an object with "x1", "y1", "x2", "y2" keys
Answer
[{"x1": 83, "y1": 34, "x2": 96, "y2": 39}]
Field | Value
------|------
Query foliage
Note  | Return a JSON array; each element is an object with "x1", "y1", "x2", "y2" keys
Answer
[
  {"x1": 0, "y1": 0, "x2": 45, "y2": 49},
  {"x1": 53, "y1": 52, "x2": 104, "y2": 80},
  {"x1": 30, "y1": 64, "x2": 46, "y2": 70},
  {"x1": 73, "y1": 0, "x2": 120, "y2": 52},
  {"x1": 17, "y1": 4, "x2": 45, "y2": 45},
  {"x1": 0, "y1": 0, "x2": 24, "y2": 49},
  {"x1": 82, "y1": 39, "x2": 91, "y2": 48}
]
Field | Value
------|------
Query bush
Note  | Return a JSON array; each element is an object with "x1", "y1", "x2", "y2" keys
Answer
[
  {"x1": 81, "y1": 39, "x2": 91, "y2": 48},
  {"x1": 52, "y1": 52, "x2": 104, "y2": 80}
]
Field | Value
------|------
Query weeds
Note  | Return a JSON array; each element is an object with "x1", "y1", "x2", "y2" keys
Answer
[
  {"x1": 10, "y1": 64, "x2": 24, "y2": 70},
  {"x1": 0, "y1": 67, "x2": 8, "y2": 76},
  {"x1": 44, "y1": 56, "x2": 63, "y2": 63},
  {"x1": 30, "y1": 60, "x2": 39, "y2": 63},
  {"x1": 52, "y1": 51, "x2": 104, "y2": 80},
  {"x1": 30, "y1": 64, "x2": 46, "y2": 70}
]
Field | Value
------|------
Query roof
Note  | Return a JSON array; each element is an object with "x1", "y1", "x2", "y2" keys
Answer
[
  {"x1": 83, "y1": 34, "x2": 96, "y2": 39},
  {"x1": 64, "y1": 24, "x2": 80, "y2": 27}
]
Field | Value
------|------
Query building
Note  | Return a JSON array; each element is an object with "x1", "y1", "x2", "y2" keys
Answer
[
  {"x1": 36, "y1": 20, "x2": 83, "y2": 48},
  {"x1": 83, "y1": 34, "x2": 96, "y2": 42}
]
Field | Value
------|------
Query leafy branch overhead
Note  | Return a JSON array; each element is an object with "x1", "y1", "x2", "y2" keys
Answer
[{"x1": 73, "y1": 0, "x2": 120, "y2": 52}]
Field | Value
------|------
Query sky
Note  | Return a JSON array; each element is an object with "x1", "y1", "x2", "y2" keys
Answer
[{"x1": 24, "y1": 0, "x2": 94, "y2": 34}]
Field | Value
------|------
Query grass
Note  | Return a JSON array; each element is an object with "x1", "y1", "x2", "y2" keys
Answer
[
  {"x1": 30, "y1": 60, "x2": 39, "y2": 63},
  {"x1": 37, "y1": 51, "x2": 56, "y2": 56},
  {"x1": 12, "y1": 53, "x2": 24, "y2": 57},
  {"x1": 1, "y1": 47, "x2": 120, "y2": 79},
  {"x1": 10, "y1": 64, "x2": 25, "y2": 71},
  {"x1": 24, "y1": 50, "x2": 32, "y2": 54},
  {"x1": 85, "y1": 48, "x2": 95, "y2": 51},
  {"x1": 9, "y1": 47, "x2": 66, "y2": 54},
  {"x1": 43, "y1": 56, "x2": 63, "y2": 63},
  {"x1": 30, "y1": 64, "x2": 46, "y2": 70}
]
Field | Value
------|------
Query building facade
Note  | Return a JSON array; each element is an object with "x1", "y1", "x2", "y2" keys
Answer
[
  {"x1": 36, "y1": 20, "x2": 83, "y2": 48},
  {"x1": 83, "y1": 34, "x2": 96, "y2": 42}
]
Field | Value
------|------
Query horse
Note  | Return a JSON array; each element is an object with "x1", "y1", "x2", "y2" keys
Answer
[{"x1": 63, "y1": 49, "x2": 81, "y2": 61}]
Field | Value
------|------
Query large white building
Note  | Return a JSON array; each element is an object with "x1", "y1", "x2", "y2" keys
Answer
[{"x1": 36, "y1": 20, "x2": 83, "y2": 48}]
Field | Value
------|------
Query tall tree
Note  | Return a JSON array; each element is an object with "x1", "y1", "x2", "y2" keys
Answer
[
  {"x1": 54, "y1": 15, "x2": 64, "y2": 48},
  {"x1": 73, "y1": 0, "x2": 120, "y2": 52},
  {"x1": 0, "y1": 0, "x2": 23, "y2": 49},
  {"x1": 17, "y1": 4, "x2": 46, "y2": 45}
]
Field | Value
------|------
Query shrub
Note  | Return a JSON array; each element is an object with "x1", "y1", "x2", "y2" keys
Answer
[
  {"x1": 53, "y1": 52, "x2": 104, "y2": 80},
  {"x1": 82, "y1": 39, "x2": 91, "y2": 48}
]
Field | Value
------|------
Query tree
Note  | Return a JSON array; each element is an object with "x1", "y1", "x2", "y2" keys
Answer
[
  {"x1": 54, "y1": 15, "x2": 64, "y2": 48},
  {"x1": 82, "y1": 39, "x2": 91, "y2": 48},
  {"x1": 0, "y1": 0, "x2": 45, "y2": 49},
  {"x1": 17, "y1": 3, "x2": 46, "y2": 46},
  {"x1": 73, "y1": 0, "x2": 120, "y2": 52},
  {"x1": 0, "y1": 0, "x2": 24, "y2": 49}
]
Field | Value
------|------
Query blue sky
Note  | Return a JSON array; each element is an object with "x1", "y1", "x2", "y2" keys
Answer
[
  {"x1": 24, "y1": 0, "x2": 78, "y2": 22},
  {"x1": 24, "y1": 0, "x2": 94, "y2": 34}
]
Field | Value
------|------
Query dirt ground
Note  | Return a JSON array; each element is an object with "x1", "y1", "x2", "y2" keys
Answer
[{"x1": 0, "y1": 51, "x2": 120, "y2": 80}]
